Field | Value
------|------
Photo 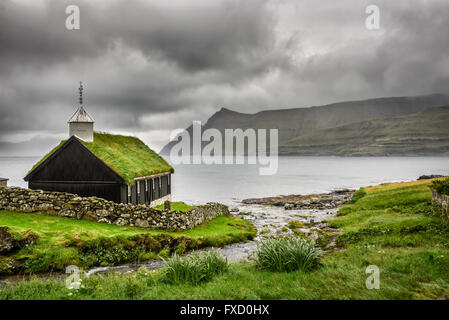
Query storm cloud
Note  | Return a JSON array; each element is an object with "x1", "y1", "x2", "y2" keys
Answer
[{"x1": 0, "y1": 0, "x2": 449, "y2": 151}]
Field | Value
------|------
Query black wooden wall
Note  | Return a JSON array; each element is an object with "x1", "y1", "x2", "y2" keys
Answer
[
  {"x1": 129, "y1": 174, "x2": 171, "y2": 205},
  {"x1": 27, "y1": 138, "x2": 124, "y2": 203}
]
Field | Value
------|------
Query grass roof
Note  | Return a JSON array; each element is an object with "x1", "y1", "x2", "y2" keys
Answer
[{"x1": 28, "y1": 132, "x2": 173, "y2": 185}]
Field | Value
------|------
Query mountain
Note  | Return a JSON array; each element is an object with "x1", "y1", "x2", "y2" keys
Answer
[
  {"x1": 160, "y1": 93, "x2": 449, "y2": 156},
  {"x1": 281, "y1": 105, "x2": 449, "y2": 156}
]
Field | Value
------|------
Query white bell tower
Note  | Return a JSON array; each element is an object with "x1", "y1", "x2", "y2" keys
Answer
[{"x1": 68, "y1": 82, "x2": 94, "y2": 142}]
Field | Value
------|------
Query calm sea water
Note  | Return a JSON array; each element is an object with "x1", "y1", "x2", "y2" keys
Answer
[{"x1": 1, "y1": 156, "x2": 448, "y2": 206}]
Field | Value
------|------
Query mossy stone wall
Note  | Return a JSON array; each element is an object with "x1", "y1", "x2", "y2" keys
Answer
[{"x1": 0, "y1": 187, "x2": 229, "y2": 231}]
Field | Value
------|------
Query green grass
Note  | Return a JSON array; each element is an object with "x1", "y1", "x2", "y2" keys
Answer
[
  {"x1": 154, "y1": 201, "x2": 196, "y2": 212},
  {"x1": 162, "y1": 250, "x2": 229, "y2": 284},
  {"x1": 2, "y1": 178, "x2": 449, "y2": 300},
  {"x1": 0, "y1": 211, "x2": 256, "y2": 275},
  {"x1": 28, "y1": 132, "x2": 173, "y2": 185},
  {"x1": 253, "y1": 238, "x2": 322, "y2": 272}
]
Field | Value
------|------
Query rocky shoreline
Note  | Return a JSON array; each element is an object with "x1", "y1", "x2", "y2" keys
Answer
[{"x1": 242, "y1": 189, "x2": 354, "y2": 210}]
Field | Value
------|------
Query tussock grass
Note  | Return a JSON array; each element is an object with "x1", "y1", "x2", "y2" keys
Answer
[
  {"x1": 162, "y1": 250, "x2": 229, "y2": 284},
  {"x1": 253, "y1": 238, "x2": 322, "y2": 272}
]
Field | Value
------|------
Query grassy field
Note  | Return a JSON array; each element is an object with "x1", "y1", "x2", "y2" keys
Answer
[
  {"x1": 153, "y1": 201, "x2": 197, "y2": 212},
  {"x1": 2, "y1": 178, "x2": 449, "y2": 300},
  {"x1": 0, "y1": 211, "x2": 256, "y2": 275}
]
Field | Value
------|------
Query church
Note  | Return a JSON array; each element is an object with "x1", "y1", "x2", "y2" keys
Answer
[{"x1": 24, "y1": 83, "x2": 173, "y2": 206}]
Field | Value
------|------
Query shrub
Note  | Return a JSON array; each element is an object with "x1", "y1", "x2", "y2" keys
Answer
[
  {"x1": 430, "y1": 178, "x2": 449, "y2": 196},
  {"x1": 162, "y1": 250, "x2": 229, "y2": 284},
  {"x1": 253, "y1": 238, "x2": 322, "y2": 272}
]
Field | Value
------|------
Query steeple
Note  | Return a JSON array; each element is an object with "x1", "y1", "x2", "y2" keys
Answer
[
  {"x1": 79, "y1": 81, "x2": 83, "y2": 105},
  {"x1": 68, "y1": 82, "x2": 94, "y2": 142}
]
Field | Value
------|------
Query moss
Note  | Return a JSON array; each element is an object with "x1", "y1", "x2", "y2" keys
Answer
[{"x1": 287, "y1": 220, "x2": 305, "y2": 229}]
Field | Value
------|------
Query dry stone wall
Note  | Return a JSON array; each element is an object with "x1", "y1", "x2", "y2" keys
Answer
[{"x1": 0, "y1": 187, "x2": 229, "y2": 231}]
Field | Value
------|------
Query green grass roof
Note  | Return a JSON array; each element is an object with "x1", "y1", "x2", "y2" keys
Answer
[{"x1": 28, "y1": 132, "x2": 173, "y2": 185}]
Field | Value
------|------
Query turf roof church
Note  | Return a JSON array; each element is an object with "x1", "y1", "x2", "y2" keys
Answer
[{"x1": 24, "y1": 83, "x2": 173, "y2": 206}]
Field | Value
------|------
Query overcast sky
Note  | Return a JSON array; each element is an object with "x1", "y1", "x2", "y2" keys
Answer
[{"x1": 1, "y1": 0, "x2": 449, "y2": 151}]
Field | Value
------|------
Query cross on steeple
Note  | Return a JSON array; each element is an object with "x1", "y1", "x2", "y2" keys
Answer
[
  {"x1": 69, "y1": 81, "x2": 94, "y2": 142},
  {"x1": 79, "y1": 81, "x2": 84, "y2": 105}
]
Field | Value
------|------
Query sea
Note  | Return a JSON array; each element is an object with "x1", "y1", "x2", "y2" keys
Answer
[{"x1": 1, "y1": 156, "x2": 448, "y2": 206}]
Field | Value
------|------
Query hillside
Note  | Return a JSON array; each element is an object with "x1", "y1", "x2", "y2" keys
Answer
[
  {"x1": 160, "y1": 94, "x2": 449, "y2": 156},
  {"x1": 281, "y1": 106, "x2": 449, "y2": 156}
]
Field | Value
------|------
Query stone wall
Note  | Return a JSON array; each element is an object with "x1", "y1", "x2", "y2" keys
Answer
[
  {"x1": 0, "y1": 187, "x2": 229, "y2": 231},
  {"x1": 432, "y1": 190, "x2": 449, "y2": 218}
]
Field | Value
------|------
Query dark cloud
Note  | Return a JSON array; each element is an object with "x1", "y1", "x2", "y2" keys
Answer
[{"x1": 0, "y1": 0, "x2": 448, "y2": 151}]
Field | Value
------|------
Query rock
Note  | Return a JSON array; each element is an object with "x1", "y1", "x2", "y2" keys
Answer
[
  {"x1": 332, "y1": 189, "x2": 350, "y2": 194},
  {"x1": 0, "y1": 226, "x2": 16, "y2": 254},
  {"x1": 135, "y1": 219, "x2": 150, "y2": 228},
  {"x1": 19, "y1": 230, "x2": 38, "y2": 247},
  {"x1": 418, "y1": 174, "x2": 445, "y2": 180},
  {"x1": 230, "y1": 207, "x2": 239, "y2": 212},
  {"x1": 284, "y1": 203, "x2": 295, "y2": 210}
]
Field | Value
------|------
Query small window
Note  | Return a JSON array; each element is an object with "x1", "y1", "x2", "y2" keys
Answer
[
  {"x1": 137, "y1": 181, "x2": 140, "y2": 194},
  {"x1": 127, "y1": 186, "x2": 131, "y2": 202},
  {"x1": 145, "y1": 180, "x2": 148, "y2": 191},
  {"x1": 152, "y1": 179, "x2": 155, "y2": 190}
]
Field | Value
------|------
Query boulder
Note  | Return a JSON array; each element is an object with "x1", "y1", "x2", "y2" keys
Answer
[
  {"x1": 284, "y1": 203, "x2": 295, "y2": 210},
  {"x1": 135, "y1": 218, "x2": 150, "y2": 228},
  {"x1": 0, "y1": 226, "x2": 16, "y2": 254},
  {"x1": 19, "y1": 230, "x2": 38, "y2": 247}
]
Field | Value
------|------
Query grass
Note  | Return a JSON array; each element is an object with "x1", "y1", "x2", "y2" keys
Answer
[
  {"x1": 2, "y1": 178, "x2": 449, "y2": 300},
  {"x1": 162, "y1": 250, "x2": 229, "y2": 284},
  {"x1": 154, "y1": 201, "x2": 196, "y2": 212},
  {"x1": 28, "y1": 132, "x2": 174, "y2": 185},
  {"x1": 0, "y1": 211, "x2": 256, "y2": 275},
  {"x1": 253, "y1": 238, "x2": 322, "y2": 272}
]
